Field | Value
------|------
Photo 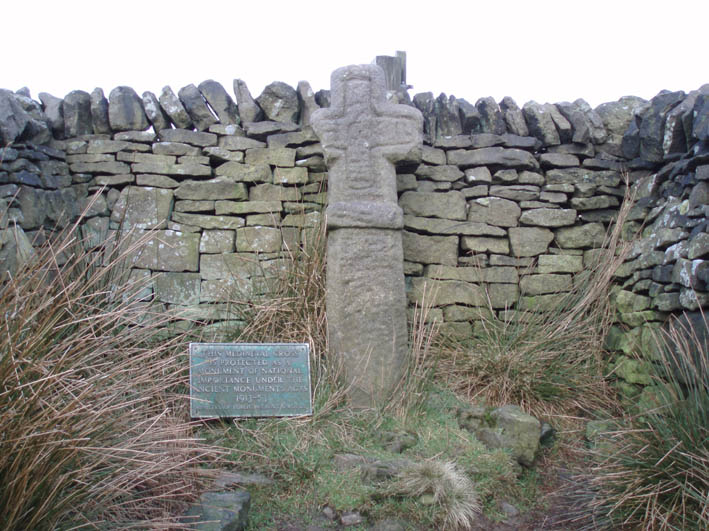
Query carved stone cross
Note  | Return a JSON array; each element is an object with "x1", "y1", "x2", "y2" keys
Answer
[{"x1": 312, "y1": 64, "x2": 423, "y2": 408}]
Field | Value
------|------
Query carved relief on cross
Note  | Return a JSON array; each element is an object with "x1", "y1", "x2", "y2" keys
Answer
[{"x1": 312, "y1": 65, "x2": 423, "y2": 222}]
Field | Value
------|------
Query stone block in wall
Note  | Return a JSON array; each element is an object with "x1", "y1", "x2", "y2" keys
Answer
[
  {"x1": 546, "y1": 168, "x2": 620, "y2": 189},
  {"x1": 520, "y1": 274, "x2": 572, "y2": 295},
  {"x1": 443, "y1": 305, "x2": 494, "y2": 322},
  {"x1": 131, "y1": 161, "x2": 211, "y2": 177},
  {"x1": 244, "y1": 120, "x2": 300, "y2": 139},
  {"x1": 509, "y1": 227, "x2": 554, "y2": 257},
  {"x1": 199, "y1": 252, "x2": 264, "y2": 280},
  {"x1": 653, "y1": 292, "x2": 682, "y2": 312},
  {"x1": 421, "y1": 145, "x2": 446, "y2": 165},
  {"x1": 178, "y1": 84, "x2": 217, "y2": 131},
  {"x1": 203, "y1": 147, "x2": 245, "y2": 163},
  {"x1": 570, "y1": 196, "x2": 620, "y2": 211},
  {"x1": 489, "y1": 185, "x2": 540, "y2": 202},
  {"x1": 158, "y1": 128, "x2": 217, "y2": 147},
  {"x1": 215, "y1": 162, "x2": 272, "y2": 183},
  {"x1": 117, "y1": 152, "x2": 176, "y2": 165},
  {"x1": 159, "y1": 86, "x2": 193, "y2": 129},
  {"x1": 110, "y1": 186, "x2": 173, "y2": 229},
  {"x1": 175, "y1": 200, "x2": 215, "y2": 213},
  {"x1": 63, "y1": 90, "x2": 92, "y2": 137},
  {"x1": 200, "y1": 230, "x2": 235, "y2": 254},
  {"x1": 518, "y1": 293, "x2": 567, "y2": 312},
  {"x1": 142, "y1": 91, "x2": 171, "y2": 132},
  {"x1": 69, "y1": 160, "x2": 130, "y2": 174},
  {"x1": 236, "y1": 227, "x2": 282, "y2": 253},
  {"x1": 539, "y1": 153, "x2": 579, "y2": 169},
  {"x1": 249, "y1": 183, "x2": 302, "y2": 202},
  {"x1": 273, "y1": 167, "x2": 307, "y2": 184},
  {"x1": 218, "y1": 136, "x2": 265, "y2": 151},
  {"x1": 414, "y1": 164, "x2": 464, "y2": 182},
  {"x1": 245, "y1": 147, "x2": 296, "y2": 167},
  {"x1": 688, "y1": 232, "x2": 709, "y2": 259},
  {"x1": 200, "y1": 277, "x2": 253, "y2": 302},
  {"x1": 447, "y1": 147, "x2": 539, "y2": 170},
  {"x1": 537, "y1": 254, "x2": 583, "y2": 273},
  {"x1": 175, "y1": 178, "x2": 248, "y2": 201},
  {"x1": 80, "y1": 216, "x2": 109, "y2": 249},
  {"x1": 90, "y1": 174, "x2": 134, "y2": 186},
  {"x1": 487, "y1": 283, "x2": 519, "y2": 309},
  {"x1": 234, "y1": 79, "x2": 264, "y2": 123},
  {"x1": 171, "y1": 212, "x2": 245, "y2": 230},
  {"x1": 519, "y1": 208, "x2": 577, "y2": 227},
  {"x1": 404, "y1": 215, "x2": 505, "y2": 237},
  {"x1": 679, "y1": 289, "x2": 708, "y2": 311},
  {"x1": 499, "y1": 97, "x2": 528, "y2": 137},
  {"x1": 214, "y1": 200, "x2": 281, "y2": 216},
  {"x1": 115, "y1": 131, "x2": 156, "y2": 143},
  {"x1": 492, "y1": 169, "x2": 518, "y2": 183},
  {"x1": 408, "y1": 277, "x2": 485, "y2": 307},
  {"x1": 403, "y1": 231, "x2": 458, "y2": 266},
  {"x1": 424, "y1": 264, "x2": 518, "y2": 284},
  {"x1": 256, "y1": 81, "x2": 299, "y2": 123},
  {"x1": 153, "y1": 142, "x2": 201, "y2": 156},
  {"x1": 467, "y1": 197, "x2": 520, "y2": 227},
  {"x1": 460, "y1": 236, "x2": 509, "y2": 255},
  {"x1": 154, "y1": 272, "x2": 200, "y2": 305},
  {"x1": 108, "y1": 87, "x2": 149, "y2": 132},
  {"x1": 399, "y1": 191, "x2": 466, "y2": 220},
  {"x1": 281, "y1": 211, "x2": 321, "y2": 228},
  {"x1": 87, "y1": 139, "x2": 149, "y2": 153},
  {"x1": 465, "y1": 167, "x2": 492, "y2": 184},
  {"x1": 126, "y1": 230, "x2": 199, "y2": 272},
  {"x1": 89, "y1": 88, "x2": 110, "y2": 134},
  {"x1": 522, "y1": 102, "x2": 560, "y2": 146},
  {"x1": 555, "y1": 222, "x2": 606, "y2": 249}
]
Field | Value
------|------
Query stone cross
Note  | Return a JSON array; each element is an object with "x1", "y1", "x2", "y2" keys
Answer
[{"x1": 312, "y1": 64, "x2": 423, "y2": 408}]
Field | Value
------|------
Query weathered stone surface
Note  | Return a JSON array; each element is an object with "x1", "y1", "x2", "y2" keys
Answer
[
  {"x1": 460, "y1": 236, "x2": 509, "y2": 254},
  {"x1": 539, "y1": 153, "x2": 579, "y2": 168},
  {"x1": 39, "y1": 92, "x2": 65, "y2": 138},
  {"x1": 216, "y1": 162, "x2": 272, "y2": 183},
  {"x1": 249, "y1": 183, "x2": 301, "y2": 201},
  {"x1": 544, "y1": 103, "x2": 573, "y2": 143},
  {"x1": 236, "y1": 226, "x2": 282, "y2": 253},
  {"x1": 127, "y1": 230, "x2": 199, "y2": 272},
  {"x1": 130, "y1": 161, "x2": 210, "y2": 177},
  {"x1": 509, "y1": 227, "x2": 554, "y2": 257},
  {"x1": 175, "y1": 178, "x2": 248, "y2": 200},
  {"x1": 184, "y1": 490, "x2": 250, "y2": 531},
  {"x1": 198, "y1": 79, "x2": 239, "y2": 125},
  {"x1": 199, "y1": 230, "x2": 235, "y2": 253},
  {"x1": 467, "y1": 196, "x2": 520, "y2": 227},
  {"x1": 555, "y1": 222, "x2": 606, "y2": 248},
  {"x1": 414, "y1": 164, "x2": 463, "y2": 182},
  {"x1": 399, "y1": 191, "x2": 466, "y2": 220},
  {"x1": 154, "y1": 272, "x2": 200, "y2": 305},
  {"x1": 110, "y1": 186, "x2": 173, "y2": 229},
  {"x1": 312, "y1": 64, "x2": 422, "y2": 407},
  {"x1": 408, "y1": 277, "x2": 485, "y2": 307},
  {"x1": 159, "y1": 86, "x2": 193, "y2": 129},
  {"x1": 425, "y1": 264, "x2": 518, "y2": 284},
  {"x1": 522, "y1": 101, "x2": 560, "y2": 146},
  {"x1": 233, "y1": 79, "x2": 264, "y2": 123},
  {"x1": 546, "y1": 168, "x2": 620, "y2": 188},
  {"x1": 403, "y1": 231, "x2": 458, "y2": 265},
  {"x1": 520, "y1": 208, "x2": 577, "y2": 227},
  {"x1": 447, "y1": 147, "x2": 539, "y2": 170},
  {"x1": 520, "y1": 273, "x2": 572, "y2": 295},
  {"x1": 171, "y1": 212, "x2": 245, "y2": 230},
  {"x1": 490, "y1": 184, "x2": 540, "y2": 202},
  {"x1": 538, "y1": 254, "x2": 583, "y2": 273},
  {"x1": 245, "y1": 147, "x2": 295, "y2": 167},
  {"x1": 404, "y1": 215, "x2": 505, "y2": 237},
  {"x1": 297, "y1": 80, "x2": 319, "y2": 126},
  {"x1": 89, "y1": 88, "x2": 110, "y2": 134},
  {"x1": 555, "y1": 101, "x2": 591, "y2": 143},
  {"x1": 256, "y1": 81, "x2": 299, "y2": 123},
  {"x1": 158, "y1": 128, "x2": 216, "y2": 147},
  {"x1": 142, "y1": 91, "x2": 171, "y2": 132},
  {"x1": 499, "y1": 96, "x2": 529, "y2": 136},
  {"x1": 435, "y1": 93, "x2": 463, "y2": 137},
  {"x1": 476, "y1": 97, "x2": 506, "y2": 135},
  {"x1": 469, "y1": 405, "x2": 541, "y2": 467},
  {"x1": 273, "y1": 166, "x2": 307, "y2": 184},
  {"x1": 108, "y1": 86, "x2": 148, "y2": 132},
  {"x1": 63, "y1": 90, "x2": 92, "y2": 137},
  {"x1": 178, "y1": 84, "x2": 217, "y2": 131}
]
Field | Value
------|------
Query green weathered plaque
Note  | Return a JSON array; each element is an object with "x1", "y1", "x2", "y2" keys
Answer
[{"x1": 189, "y1": 343, "x2": 312, "y2": 418}]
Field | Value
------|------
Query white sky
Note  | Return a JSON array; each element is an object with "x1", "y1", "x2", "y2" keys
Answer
[{"x1": 3, "y1": 1, "x2": 708, "y2": 109}]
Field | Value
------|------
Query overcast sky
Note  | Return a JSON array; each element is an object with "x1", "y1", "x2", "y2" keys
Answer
[{"x1": 4, "y1": 1, "x2": 707, "y2": 109}]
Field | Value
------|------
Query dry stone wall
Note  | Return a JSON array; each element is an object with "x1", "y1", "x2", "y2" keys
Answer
[{"x1": 1, "y1": 77, "x2": 708, "y2": 363}]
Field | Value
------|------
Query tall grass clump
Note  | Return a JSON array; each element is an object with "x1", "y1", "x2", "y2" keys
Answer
[
  {"x1": 437, "y1": 181, "x2": 636, "y2": 419},
  {"x1": 0, "y1": 213, "x2": 220, "y2": 530},
  {"x1": 578, "y1": 311, "x2": 708, "y2": 530}
]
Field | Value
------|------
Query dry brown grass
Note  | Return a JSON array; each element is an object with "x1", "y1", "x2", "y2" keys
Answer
[
  {"x1": 436, "y1": 178, "x2": 636, "y2": 422},
  {"x1": 0, "y1": 209, "x2": 221, "y2": 530}
]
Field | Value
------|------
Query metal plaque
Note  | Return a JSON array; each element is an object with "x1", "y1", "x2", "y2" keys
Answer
[{"x1": 189, "y1": 343, "x2": 312, "y2": 418}]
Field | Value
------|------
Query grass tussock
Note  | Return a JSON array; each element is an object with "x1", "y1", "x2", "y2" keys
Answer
[
  {"x1": 0, "y1": 212, "x2": 220, "y2": 530},
  {"x1": 437, "y1": 181, "x2": 636, "y2": 420},
  {"x1": 393, "y1": 460, "x2": 481, "y2": 530},
  {"x1": 575, "y1": 311, "x2": 709, "y2": 530}
]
